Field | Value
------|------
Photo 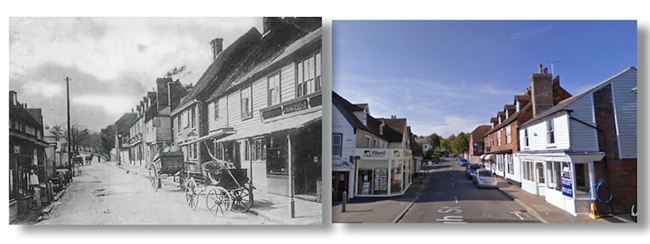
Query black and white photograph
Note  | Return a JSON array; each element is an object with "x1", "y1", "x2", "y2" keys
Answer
[{"x1": 8, "y1": 16, "x2": 323, "y2": 225}]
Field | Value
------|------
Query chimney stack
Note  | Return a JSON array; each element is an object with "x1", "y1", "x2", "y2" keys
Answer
[
  {"x1": 530, "y1": 65, "x2": 554, "y2": 116},
  {"x1": 10, "y1": 90, "x2": 17, "y2": 106},
  {"x1": 263, "y1": 17, "x2": 281, "y2": 34},
  {"x1": 156, "y1": 78, "x2": 171, "y2": 109},
  {"x1": 210, "y1": 38, "x2": 223, "y2": 60}
]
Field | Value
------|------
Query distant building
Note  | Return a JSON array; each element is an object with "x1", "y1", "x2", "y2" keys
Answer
[
  {"x1": 113, "y1": 113, "x2": 137, "y2": 166},
  {"x1": 468, "y1": 125, "x2": 491, "y2": 165}
]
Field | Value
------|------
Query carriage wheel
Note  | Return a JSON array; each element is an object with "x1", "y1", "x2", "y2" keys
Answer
[
  {"x1": 231, "y1": 186, "x2": 253, "y2": 213},
  {"x1": 149, "y1": 164, "x2": 159, "y2": 192},
  {"x1": 185, "y1": 178, "x2": 199, "y2": 210},
  {"x1": 206, "y1": 186, "x2": 232, "y2": 216}
]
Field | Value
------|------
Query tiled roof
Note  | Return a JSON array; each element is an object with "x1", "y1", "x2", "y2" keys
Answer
[
  {"x1": 470, "y1": 125, "x2": 492, "y2": 141},
  {"x1": 177, "y1": 27, "x2": 262, "y2": 108},
  {"x1": 208, "y1": 18, "x2": 321, "y2": 101}
]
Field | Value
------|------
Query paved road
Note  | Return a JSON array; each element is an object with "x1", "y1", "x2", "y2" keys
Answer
[
  {"x1": 37, "y1": 162, "x2": 269, "y2": 225},
  {"x1": 398, "y1": 157, "x2": 541, "y2": 223}
]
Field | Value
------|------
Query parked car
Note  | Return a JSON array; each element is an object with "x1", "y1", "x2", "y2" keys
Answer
[
  {"x1": 465, "y1": 164, "x2": 480, "y2": 179},
  {"x1": 458, "y1": 159, "x2": 469, "y2": 167},
  {"x1": 473, "y1": 169, "x2": 498, "y2": 189}
]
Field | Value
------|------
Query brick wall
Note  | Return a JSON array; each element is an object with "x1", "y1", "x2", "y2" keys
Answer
[{"x1": 591, "y1": 83, "x2": 637, "y2": 214}]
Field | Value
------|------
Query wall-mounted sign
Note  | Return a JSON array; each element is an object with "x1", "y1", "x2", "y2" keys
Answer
[
  {"x1": 13, "y1": 145, "x2": 21, "y2": 154},
  {"x1": 283, "y1": 99, "x2": 309, "y2": 114},
  {"x1": 561, "y1": 166, "x2": 573, "y2": 197},
  {"x1": 364, "y1": 150, "x2": 386, "y2": 158},
  {"x1": 261, "y1": 107, "x2": 283, "y2": 120},
  {"x1": 393, "y1": 150, "x2": 400, "y2": 157}
]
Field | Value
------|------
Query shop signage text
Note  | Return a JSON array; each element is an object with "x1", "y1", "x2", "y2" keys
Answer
[
  {"x1": 561, "y1": 167, "x2": 573, "y2": 197},
  {"x1": 364, "y1": 150, "x2": 386, "y2": 158}
]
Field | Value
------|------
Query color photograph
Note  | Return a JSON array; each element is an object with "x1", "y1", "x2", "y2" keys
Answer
[{"x1": 331, "y1": 20, "x2": 637, "y2": 224}]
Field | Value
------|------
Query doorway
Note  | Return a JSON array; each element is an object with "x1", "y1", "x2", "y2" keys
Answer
[
  {"x1": 535, "y1": 162, "x2": 546, "y2": 196},
  {"x1": 332, "y1": 171, "x2": 349, "y2": 202}
]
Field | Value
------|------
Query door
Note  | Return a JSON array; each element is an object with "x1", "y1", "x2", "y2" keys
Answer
[
  {"x1": 332, "y1": 171, "x2": 349, "y2": 202},
  {"x1": 357, "y1": 170, "x2": 373, "y2": 196},
  {"x1": 535, "y1": 162, "x2": 546, "y2": 196}
]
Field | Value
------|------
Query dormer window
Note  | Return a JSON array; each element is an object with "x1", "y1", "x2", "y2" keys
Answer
[{"x1": 516, "y1": 100, "x2": 520, "y2": 112}]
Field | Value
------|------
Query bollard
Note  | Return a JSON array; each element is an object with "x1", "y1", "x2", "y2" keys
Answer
[{"x1": 342, "y1": 191, "x2": 347, "y2": 212}]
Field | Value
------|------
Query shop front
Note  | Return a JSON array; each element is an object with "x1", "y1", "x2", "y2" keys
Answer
[
  {"x1": 354, "y1": 148, "x2": 412, "y2": 197},
  {"x1": 518, "y1": 151, "x2": 604, "y2": 216}
]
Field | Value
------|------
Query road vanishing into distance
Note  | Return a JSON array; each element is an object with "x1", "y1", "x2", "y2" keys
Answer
[{"x1": 397, "y1": 157, "x2": 542, "y2": 223}]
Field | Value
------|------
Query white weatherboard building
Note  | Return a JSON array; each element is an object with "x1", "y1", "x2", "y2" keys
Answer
[{"x1": 517, "y1": 67, "x2": 637, "y2": 216}]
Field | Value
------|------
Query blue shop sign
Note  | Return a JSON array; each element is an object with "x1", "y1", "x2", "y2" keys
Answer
[{"x1": 561, "y1": 167, "x2": 573, "y2": 197}]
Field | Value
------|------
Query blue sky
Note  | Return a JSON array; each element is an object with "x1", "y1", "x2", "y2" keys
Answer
[{"x1": 332, "y1": 20, "x2": 637, "y2": 138}]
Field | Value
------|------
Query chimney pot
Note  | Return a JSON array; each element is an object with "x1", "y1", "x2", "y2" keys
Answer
[
  {"x1": 544, "y1": 68, "x2": 548, "y2": 74},
  {"x1": 538, "y1": 64, "x2": 543, "y2": 73}
]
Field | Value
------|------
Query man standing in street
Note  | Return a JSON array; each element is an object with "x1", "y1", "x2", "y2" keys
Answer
[{"x1": 29, "y1": 168, "x2": 42, "y2": 209}]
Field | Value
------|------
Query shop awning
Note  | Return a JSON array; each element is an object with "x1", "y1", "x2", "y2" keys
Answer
[
  {"x1": 182, "y1": 128, "x2": 236, "y2": 146},
  {"x1": 484, "y1": 154, "x2": 494, "y2": 161},
  {"x1": 215, "y1": 111, "x2": 321, "y2": 142}
]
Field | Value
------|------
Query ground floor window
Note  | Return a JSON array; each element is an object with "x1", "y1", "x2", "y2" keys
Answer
[
  {"x1": 546, "y1": 161, "x2": 568, "y2": 191},
  {"x1": 266, "y1": 135, "x2": 287, "y2": 175},
  {"x1": 390, "y1": 160, "x2": 403, "y2": 194},
  {"x1": 522, "y1": 161, "x2": 534, "y2": 181}
]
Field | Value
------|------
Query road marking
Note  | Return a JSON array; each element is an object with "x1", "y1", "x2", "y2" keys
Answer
[
  {"x1": 511, "y1": 212, "x2": 525, "y2": 220},
  {"x1": 454, "y1": 196, "x2": 458, "y2": 203},
  {"x1": 451, "y1": 183, "x2": 455, "y2": 188}
]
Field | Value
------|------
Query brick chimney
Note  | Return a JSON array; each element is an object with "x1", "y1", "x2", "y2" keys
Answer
[
  {"x1": 530, "y1": 64, "x2": 554, "y2": 116},
  {"x1": 263, "y1": 17, "x2": 281, "y2": 34},
  {"x1": 10, "y1": 90, "x2": 17, "y2": 106},
  {"x1": 156, "y1": 78, "x2": 171, "y2": 109},
  {"x1": 210, "y1": 38, "x2": 223, "y2": 61}
]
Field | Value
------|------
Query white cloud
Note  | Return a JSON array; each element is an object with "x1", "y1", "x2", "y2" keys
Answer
[
  {"x1": 72, "y1": 95, "x2": 139, "y2": 116},
  {"x1": 21, "y1": 81, "x2": 63, "y2": 98}
]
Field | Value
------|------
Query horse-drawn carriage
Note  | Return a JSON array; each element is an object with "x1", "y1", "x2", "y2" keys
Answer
[
  {"x1": 147, "y1": 144, "x2": 253, "y2": 216},
  {"x1": 148, "y1": 151, "x2": 185, "y2": 192},
  {"x1": 182, "y1": 159, "x2": 253, "y2": 216}
]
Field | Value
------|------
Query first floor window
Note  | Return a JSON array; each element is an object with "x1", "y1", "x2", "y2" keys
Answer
[
  {"x1": 213, "y1": 100, "x2": 219, "y2": 120},
  {"x1": 547, "y1": 120, "x2": 555, "y2": 145},
  {"x1": 296, "y1": 52, "x2": 322, "y2": 97},
  {"x1": 332, "y1": 133, "x2": 342, "y2": 157},
  {"x1": 524, "y1": 129, "x2": 529, "y2": 147},
  {"x1": 241, "y1": 86, "x2": 253, "y2": 119},
  {"x1": 268, "y1": 73, "x2": 281, "y2": 106}
]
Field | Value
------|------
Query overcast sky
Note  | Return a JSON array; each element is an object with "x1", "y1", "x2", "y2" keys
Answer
[
  {"x1": 332, "y1": 20, "x2": 637, "y2": 138},
  {"x1": 9, "y1": 17, "x2": 263, "y2": 132}
]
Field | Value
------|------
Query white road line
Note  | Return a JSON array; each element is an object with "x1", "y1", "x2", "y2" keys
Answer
[
  {"x1": 511, "y1": 212, "x2": 525, "y2": 220},
  {"x1": 455, "y1": 196, "x2": 458, "y2": 203},
  {"x1": 452, "y1": 183, "x2": 455, "y2": 188}
]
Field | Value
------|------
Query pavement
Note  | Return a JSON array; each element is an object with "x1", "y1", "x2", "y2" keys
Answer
[
  {"x1": 332, "y1": 170, "x2": 636, "y2": 224},
  {"x1": 109, "y1": 161, "x2": 322, "y2": 225}
]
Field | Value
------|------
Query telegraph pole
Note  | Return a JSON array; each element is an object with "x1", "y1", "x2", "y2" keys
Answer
[{"x1": 66, "y1": 77, "x2": 72, "y2": 177}]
